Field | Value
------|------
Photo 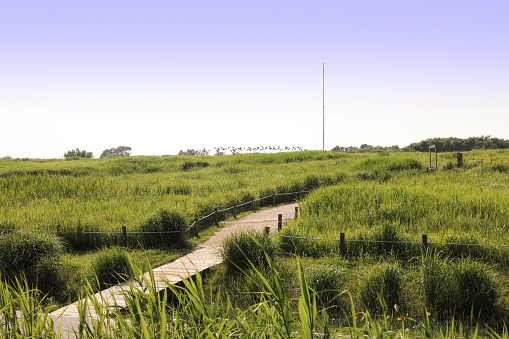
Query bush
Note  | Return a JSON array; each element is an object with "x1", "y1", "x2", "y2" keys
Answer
[
  {"x1": 0, "y1": 231, "x2": 64, "y2": 294},
  {"x1": 0, "y1": 231, "x2": 63, "y2": 274},
  {"x1": 138, "y1": 209, "x2": 187, "y2": 248},
  {"x1": 359, "y1": 263, "x2": 402, "y2": 314},
  {"x1": 93, "y1": 247, "x2": 133, "y2": 290},
  {"x1": 220, "y1": 230, "x2": 277, "y2": 275}
]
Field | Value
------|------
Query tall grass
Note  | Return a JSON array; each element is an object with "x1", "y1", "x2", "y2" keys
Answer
[
  {"x1": 281, "y1": 157, "x2": 509, "y2": 259},
  {"x1": 0, "y1": 151, "x2": 357, "y2": 250},
  {"x1": 0, "y1": 256, "x2": 504, "y2": 338},
  {"x1": 219, "y1": 230, "x2": 278, "y2": 275}
]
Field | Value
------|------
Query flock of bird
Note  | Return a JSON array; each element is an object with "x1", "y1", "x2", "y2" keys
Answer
[{"x1": 214, "y1": 146, "x2": 304, "y2": 154}]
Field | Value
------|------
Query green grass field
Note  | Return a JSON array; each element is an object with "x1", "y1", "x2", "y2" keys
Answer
[
  {"x1": 2, "y1": 149, "x2": 509, "y2": 336},
  {"x1": 0, "y1": 151, "x2": 355, "y2": 249}
]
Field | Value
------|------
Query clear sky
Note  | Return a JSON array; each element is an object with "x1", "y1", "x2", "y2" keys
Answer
[{"x1": 1, "y1": 1, "x2": 508, "y2": 158}]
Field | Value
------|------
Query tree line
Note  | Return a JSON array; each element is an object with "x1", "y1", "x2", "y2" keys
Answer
[
  {"x1": 63, "y1": 146, "x2": 132, "y2": 159},
  {"x1": 407, "y1": 136, "x2": 509, "y2": 152},
  {"x1": 331, "y1": 136, "x2": 509, "y2": 153}
]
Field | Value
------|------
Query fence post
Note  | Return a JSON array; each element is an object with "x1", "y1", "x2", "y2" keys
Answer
[
  {"x1": 194, "y1": 215, "x2": 199, "y2": 237},
  {"x1": 340, "y1": 233, "x2": 346, "y2": 256},
  {"x1": 278, "y1": 214, "x2": 283, "y2": 231},
  {"x1": 179, "y1": 224, "x2": 187, "y2": 246},
  {"x1": 233, "y1": 202, "x2": 237, "y2": 219},
  {"x1": 215, "y1": 207, "x2": 219, "y2": 226},
  {"x1": 264, "y1": 226, "x2": 270, "y2": 236},
  {"x1": 294, "y1": 206, "x2": 299, "y2": 219},
  {"x1": 422, "y1": 234, "x2": 428, "y2": 250},
  {"x1": 251, "y1": 197, "x2": 255, "y2": 211},
  {"x1": 272, "y1": 191, "x2": 276, "y2": 205},
  {"x1": 298, "y1": 191, "x2": 301, "y2": 201},
  {"x1": 122, "y1": 226, "x2": 127, "y2": 247}
]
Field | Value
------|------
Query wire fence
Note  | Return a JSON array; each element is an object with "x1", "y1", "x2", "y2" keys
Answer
[
  {"x1": 0, "y1": 189, "x2": 310, "y2": 246},
  {"x1": 272, "y1": 232, "x2": 509, "y2": 255},
  {"x1": 3, "y1": 186, "x2": 506, "y2": 251}
]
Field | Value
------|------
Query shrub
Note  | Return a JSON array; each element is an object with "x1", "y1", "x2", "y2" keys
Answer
[
  {"x1": 359, "y1": 263, "x2": 402, "y2": 314},
  {"x1": 220, "y1": 230, "x2": 277, "y2": 275},
  {"x1": 93, "y1": 247, "x2": 133, "y2": 290}
]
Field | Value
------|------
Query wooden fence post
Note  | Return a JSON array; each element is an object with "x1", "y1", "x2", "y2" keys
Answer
[
  {"x1": 294, "y1": 206, "x2": 299, "y2": 220},
  {"x1": 278, "y1": 214, "x2": 283, "y2": 231},
  {"x1": 194, "y1": 215, "x2": 199, "y2": 237},
  {"x1": 422, "y1": 234, "x2": 428, "y2": 250},
  {"x1": 122, "y1": 226, "x2": 127, "y2": 247},
  {"x1": 272, "y1": 191, "x2": 276, "y2": 205},
  {"x1": 340, "y1": 233, "x2": 346, "y2": 256},
  {"x1": 179, "y1": 224, "x2": 187, "y2": 246},
  {"x1": 215, "y1": 207, "x2": 219, "y2": 226},
  {"x1": 233, "y1": 202, "x2": 237, "y2": 219},
  {"x1": 251, "y1": 197, "x2": 255, "y2": 211},
  {"x1": 298, "y1": 191, "x2": 301, "y2": 201}
]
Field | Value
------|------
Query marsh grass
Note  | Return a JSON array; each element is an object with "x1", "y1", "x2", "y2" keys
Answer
[
  {"x1": 359, "y1": 262, "x2": 402, "y2": 315},
  {"x1": 0, "y1": 151, "x2": 354, "y2": 251},
  {"x1": 0, "y1": 231, "x2": 64, "y2": 296},
  {"x1": 219, "y1": 230, "x2": 277, "y2": 275},
  {"x1": 305, "y1": 263, "x2": 346, "y2": 312},
  {"x1": 92, "y1": 247, "x2": 134, "y2": 290},
  {"x1": 422, "y1": 250, "x2": 498, "y2": 320},
  {"x1": 0, "y1": 255, "x2": 505, "y2": 338}
]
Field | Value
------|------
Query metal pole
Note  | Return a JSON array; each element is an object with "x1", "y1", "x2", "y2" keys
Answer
[{"x1": 323, "y1": 63, "x2": 325, "y2": 151}]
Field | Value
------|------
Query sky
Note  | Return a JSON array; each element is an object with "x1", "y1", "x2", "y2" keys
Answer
[{"x1": 1, "y1": 1, "x2": 508, "y2": 158}]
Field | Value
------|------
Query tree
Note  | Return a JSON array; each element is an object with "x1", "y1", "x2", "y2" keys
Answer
[
  {"x1": 178, "y1": 148, "x2": 209, "y2": 156},
  {"x1": 100, "y1": 146, "x2": 132, "y2": 158},
  {"x1": 63, "y1": 148, "x2": 93, "y2": 159}
]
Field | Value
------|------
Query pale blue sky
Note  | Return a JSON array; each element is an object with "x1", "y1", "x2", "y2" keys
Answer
[{"x1": 1, "y1": 1, "x2": 508, "y2": 158}]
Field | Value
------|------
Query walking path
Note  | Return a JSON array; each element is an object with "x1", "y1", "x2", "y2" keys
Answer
[{"x1": 49, "y1": 203, "x2": 299, "y2": 337}]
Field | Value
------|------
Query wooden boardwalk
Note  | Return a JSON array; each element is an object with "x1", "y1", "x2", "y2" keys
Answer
[{"x1": 49, "y1": 203, "x2": 299, "y2": 337}]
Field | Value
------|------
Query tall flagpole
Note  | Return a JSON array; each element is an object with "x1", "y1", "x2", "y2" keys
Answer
[{"x1": 322, "y1": 63, "x2": 325, "y2": 151}]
